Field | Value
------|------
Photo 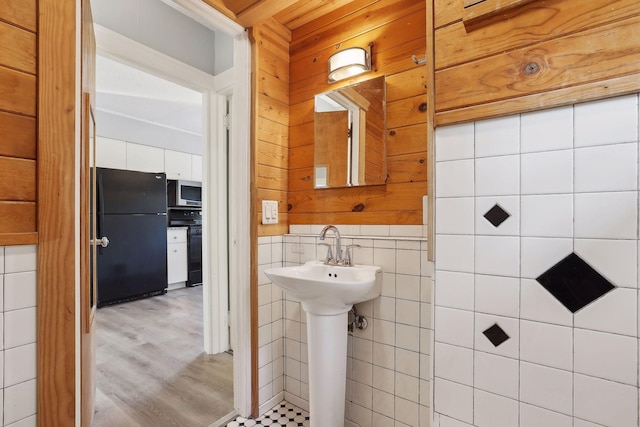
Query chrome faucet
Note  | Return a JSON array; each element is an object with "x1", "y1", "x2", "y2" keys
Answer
[{"x1": 319, "y1": 225, "x2": 342, "y2": 264}]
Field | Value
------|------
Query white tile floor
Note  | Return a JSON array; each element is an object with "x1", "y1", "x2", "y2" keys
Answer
[{"x1": 226, "y1": 401, "x2": 310, "y2": 426}]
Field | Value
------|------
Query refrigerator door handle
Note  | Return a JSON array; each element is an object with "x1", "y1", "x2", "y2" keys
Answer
[
  {"x1": 97, "y1": 171, "x2": 105, "y2": 239},
  {"x1": 91, "y1": 236, "x2": 110, "y2": 248}
]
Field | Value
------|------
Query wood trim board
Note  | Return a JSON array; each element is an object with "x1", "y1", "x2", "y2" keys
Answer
[{"x1": 37, "y1": 0, "x2": 78, "y2": 425}]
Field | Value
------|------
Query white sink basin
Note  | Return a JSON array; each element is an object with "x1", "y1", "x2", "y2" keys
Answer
[
  {"x1": 265, "y1": 260, "x2": 382, "y2": 315},
  {"x1": 265, "y1": 259, "x2": 383, "y2": 426}
]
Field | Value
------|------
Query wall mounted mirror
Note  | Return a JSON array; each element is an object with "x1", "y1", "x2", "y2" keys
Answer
[{"x1": 314, "y1": 75, "x2": 386, "y2": 188}]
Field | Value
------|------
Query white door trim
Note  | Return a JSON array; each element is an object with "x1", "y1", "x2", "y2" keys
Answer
[
  {"x1": 227, "y1": 31, "x2": 252, "y2": 417},
  {"x1": 93, "y1": 7, "x2": 252, "y2": 418},
  {"x1": 201, "y1": 89, "x2": 229, "y2": 355}
]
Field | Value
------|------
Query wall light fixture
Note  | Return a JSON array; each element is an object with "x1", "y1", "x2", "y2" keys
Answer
[{"x1": 327, "y1": 44, "x2": 372, "y2": 83}]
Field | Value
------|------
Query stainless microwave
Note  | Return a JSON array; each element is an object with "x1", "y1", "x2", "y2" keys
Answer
[{"x1": 167, "y1": 179, "x2": 202, "y2": 207}]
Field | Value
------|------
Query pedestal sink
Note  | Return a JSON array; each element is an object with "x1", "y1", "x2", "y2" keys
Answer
[{"x1": 265, "y1": 260, "x2": 382, "y2": 427}]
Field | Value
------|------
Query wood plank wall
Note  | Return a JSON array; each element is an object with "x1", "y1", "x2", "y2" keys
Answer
[
  {"x1": 253, "y1": 18, "x2": 291, "y2": 237},
  {"x1": 250, "y1": 18, "x2": 291, "y2": 415},
  {"x1": 288, "y1": 0, "x2": 428, "y2": 226},
  {"x1": 434, "y1": 0, "x2": 640, "y2": 125},
  {"x1": 0, "y1": 0, "x2": 38, "y2": 244}
]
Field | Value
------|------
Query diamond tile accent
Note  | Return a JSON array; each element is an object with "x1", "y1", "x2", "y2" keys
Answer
[
  {"x1": 483, "y1": 204, "x2": 511, "y2": 228},
  {"x1": 483, "y1": 323, "x2": 510, "y2": 347},
  {"x1": 227, "y1": 401, "x2": 309, "y2": 426},
  {"x1": 536, "y1": 252, "x2": 616, "y2": 313}
]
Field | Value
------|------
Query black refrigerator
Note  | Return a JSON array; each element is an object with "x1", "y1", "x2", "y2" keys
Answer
[{"x1": 96, "y1": 167, "x2": 168, "y2": 306}]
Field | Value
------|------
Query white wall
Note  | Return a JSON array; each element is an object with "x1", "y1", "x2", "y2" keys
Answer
[
  {"x1": 95, "y1": 109, "x2": 204, "y2": 156},
  {"x1": 433, "y1": 94, "x2": 640, "y2": 427},
  {"x1": 94, "y1": 55, "x2": 204, "y2": 156},
  {"x1": 91, "y1": 0, "x2": 233, "y2": 75}
]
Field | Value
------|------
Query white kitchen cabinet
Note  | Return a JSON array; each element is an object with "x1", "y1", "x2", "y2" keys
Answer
[
  {"x1": 191, "y1": 154, "x2": 203, "y2": 181},
  {"x1": 126, "y1": 143, "x2": 165, "y2": 173},
  {"x1": 167, "y1": 227, "x2": 188, "y2": 285},
  {"x1": 165, "y1": 150, "x2": 192, "y2": 180},
  {"x1": 96, "y1": 137, "x2": 127, "y2": 169}
]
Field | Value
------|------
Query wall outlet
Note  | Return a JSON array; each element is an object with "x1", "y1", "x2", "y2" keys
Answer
[
  {"x1": 292, "y1": 244, "x2": 304, "y2": 254},
  {"x1": 261, "y1": 200, "x2": 279, "y2": 224}
]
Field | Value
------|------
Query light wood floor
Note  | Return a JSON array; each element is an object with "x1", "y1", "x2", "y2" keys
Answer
[{"x1": 93, "y1": 287, "x2": 234, "y2": 427}]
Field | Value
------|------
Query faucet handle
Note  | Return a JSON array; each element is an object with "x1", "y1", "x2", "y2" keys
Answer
[
  {"x1": 318, "y1": 243, "x2": 334, "y2": 264},
  {"x1": 344, "y1": 244, "x2": 361, "y2": 266}
]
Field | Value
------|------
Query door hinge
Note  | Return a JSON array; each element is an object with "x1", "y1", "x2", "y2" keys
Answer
[{"x1": 223, "y1": 113, "x2": 231, "y2": 130}]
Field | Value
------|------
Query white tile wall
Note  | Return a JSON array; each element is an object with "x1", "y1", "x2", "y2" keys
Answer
[
  {"x1": 473, "y1": 351, "x2": 518, "y2": 399},
  {"x1": 574, "y1": 94, "x2": 638, "y2": 147},
  {"x1": 0, "y1": 245, "x2": 37, "y2": 427},
  {"x1": 520, "y1": 361, "x2": 573, "y2": 416},
  {"x1": 474, "y1": 274, "x2": 519, "y2": 318},
  {"x1": 473, "y1": 389, "x2": 518, "y2": 427},
  {"x1": 521, "y1": 150, "x2": 573, "y2": 195},
  {"x1": 573, "y1": 328, "x2": 637, "y2": 385},
  {"x1": 474, "y1": 236, "x2": 519, "y2": 277},
  {"x1": 574, "y1": 191, "x2": 638, "y2": 239},
  {"x1": 520, "y1": 106, "x2": 573, "y2": 153},
  {"x1": 574, "y1": 143, "x2": 637, "y2": 192},
  {"x1": 519, "y1": 402, "x2": 572, "y2": 427},
  {"x1": 474, "y1": 116, "x2": 519, "y2": 158},
  {"x1": 434, "y1": 271, "x2": 474, "y2": 311},
  {"x1": 257, "y1": 236, "x2": 285, "y2": 413},
  {"x1": 574, "y1": 373, "x2": 638, "y2": 427},
  {"x1": 475, "y1": 155, "x2": 519, "y2": 196},
  {"x1": 434, "y1": 342, "x2": 473, "y2": 386},
  {"x1": 434, "y1": 378, "x2": 473, "y2": 424},
  {"x1": 274, "y1": 228, "x2": 433, "y2": 426},
  {"x1": 519, "y1": 320, "x2": 572, "y2": 370},
  {"x1": 436, "y1": 160, "x2": 474, "y2": 198},
  {"x1": 434, "y1": 123, "x2": 475, "y2": 161},
  {"x1": 434, "y1": 94, "x2": 640, "y2": 427}
]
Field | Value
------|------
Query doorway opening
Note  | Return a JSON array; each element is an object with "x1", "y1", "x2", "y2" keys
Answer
[
  {"x1": 92, "y1": 53, "x2": 235, "y2": 425},
  {"x1": 88, "y1": 0, "x2": 252, "y2": 421}
]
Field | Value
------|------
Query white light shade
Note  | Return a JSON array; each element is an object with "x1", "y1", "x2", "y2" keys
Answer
[{"x1": 328, "y1": 47, "x2": 371, "y2": 83}]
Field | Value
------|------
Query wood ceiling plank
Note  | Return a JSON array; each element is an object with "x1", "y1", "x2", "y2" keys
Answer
[
  {"x1": 236, "y1": 0, "x2": 300, "y2": 28},
  {"x1": 201, "y1": 0, "x2": 364, "y2": 31},
  {"x1": 274, "y1": 0, "x2": 360, "y2": 31},
  {"x1": 217, "y1": 0, "x2": 262, "y2": 16},
  {"x1": 223, "y1": 0, "x2": 259, "y2": 15},
  {"x1": 290, "y1": 0, "x2": 380, "y2": 38},
  {"x1": 200, "y1": 0, "x2": 238, "y2": 22}
]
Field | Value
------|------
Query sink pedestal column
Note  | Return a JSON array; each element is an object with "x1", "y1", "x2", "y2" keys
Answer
[{"x1": 304, "y1": 308, "x2": 349, "y2": 427}]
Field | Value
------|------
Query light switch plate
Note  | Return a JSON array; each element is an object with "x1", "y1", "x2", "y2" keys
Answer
[{"x1": 262, "y1": 200, "x2": 279, "y2": 224}]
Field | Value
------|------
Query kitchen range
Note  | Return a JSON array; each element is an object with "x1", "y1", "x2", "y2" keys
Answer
[
  {"x1": 95, "y1": 168, "x2": 203, "y2": 307},
  {"x1": 168, "y1": 207, "x2": 202, "y2": 287},
  {"x1": 167, "y1": 178, "x2": 203, "y2": 288}
]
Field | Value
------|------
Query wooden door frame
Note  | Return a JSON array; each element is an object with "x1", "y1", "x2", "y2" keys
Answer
[
  {"x1": 93, "y1": 22, "x2": 251, "y2": 417},
  {"x1": 38, "y1": 0, "x2": 80, "y2": 425},
  {"x1": 38, "y1": 1, "x2": 253, "y2": 426}
]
